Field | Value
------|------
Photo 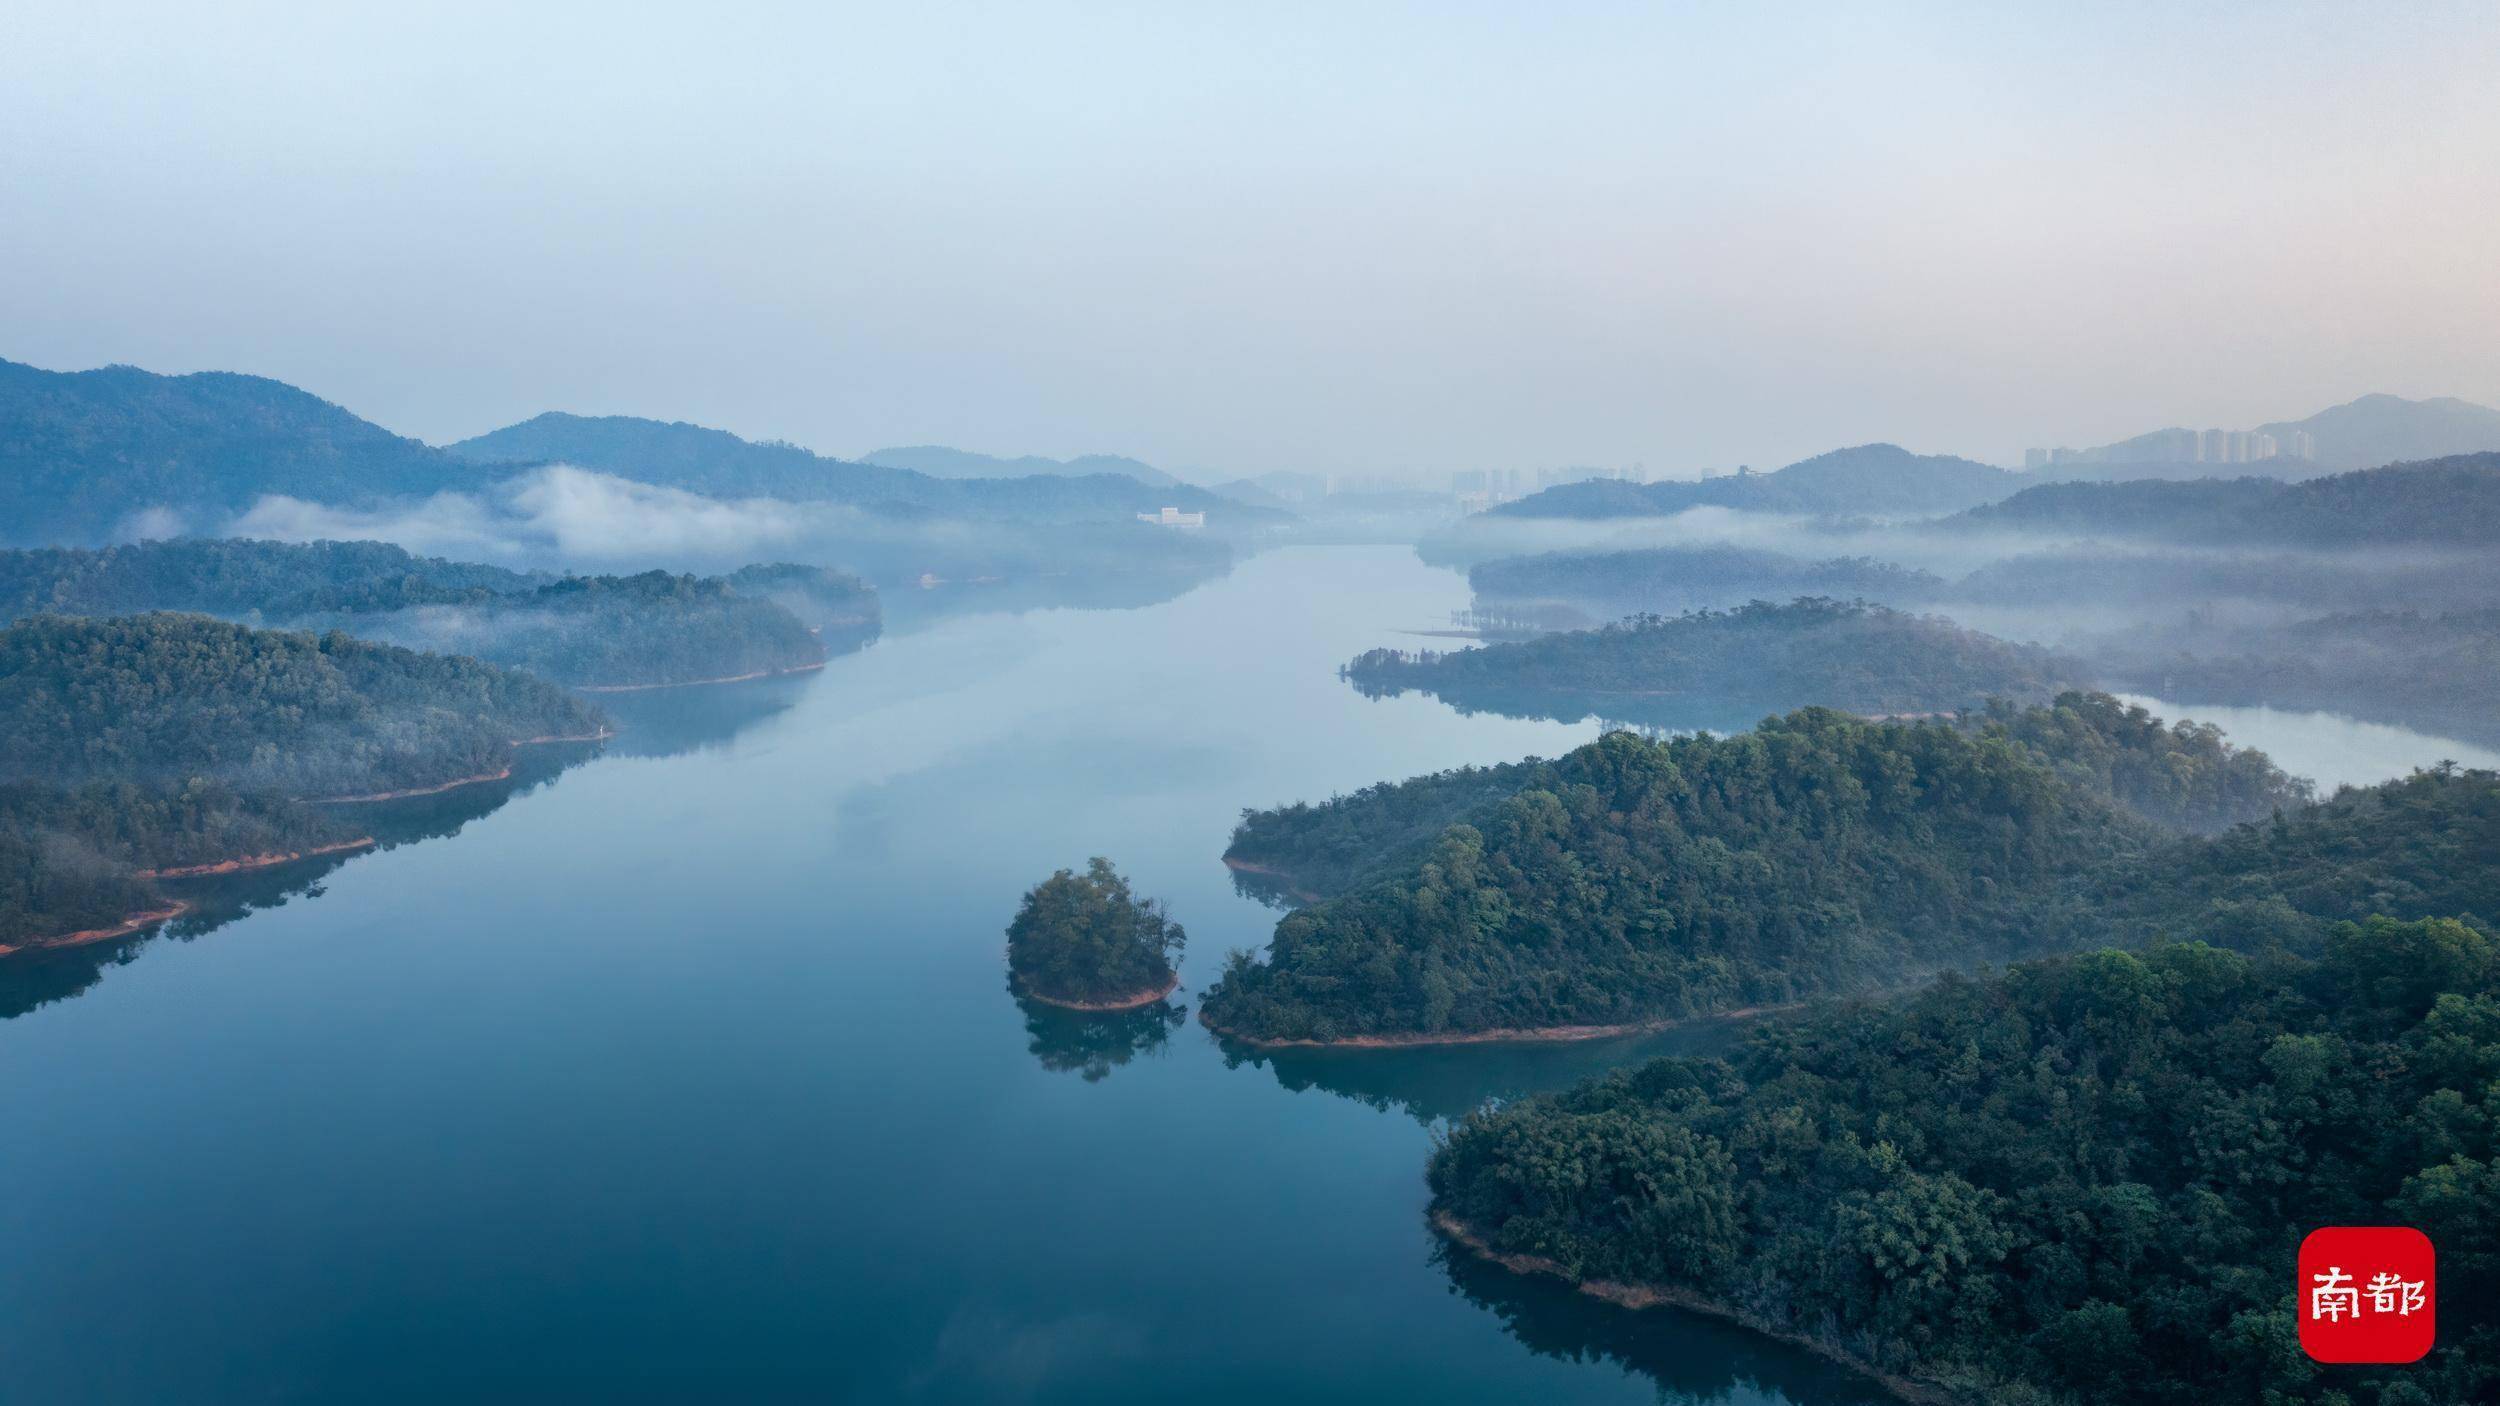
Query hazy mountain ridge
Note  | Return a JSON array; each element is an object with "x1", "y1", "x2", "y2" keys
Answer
[
  {"x1": 860, "y1": 444, "x2": 1184, "y2": 488},
  {"x1": 0, "y1": 358, "x2": 497, "y2": 545},
  {"x1": 452, "y1": 412, "x2": 1255, "y2": 522},
  {"x1": 1491, "y1": 443, "x2": 2017, "y2": 521}
]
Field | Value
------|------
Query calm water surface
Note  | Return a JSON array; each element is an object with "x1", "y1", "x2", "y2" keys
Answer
[{"x1": 38, "y1": 547, "x2": 2473, "y2": 1403}]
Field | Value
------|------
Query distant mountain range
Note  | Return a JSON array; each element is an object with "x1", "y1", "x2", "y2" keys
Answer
[
  {"x1": 858, "y1": 445, "x2": 1185, "y2": 488},
  {"x1": 1492, "y1": 444, "x2": 2018, "y2": 520},
  {"x1": 0, "y1": 358, "x2": 1268, "y2": 547},
  {"x1": 0, "y1": 359, "x2": 494, "y2": 544},
  {"x1": 2055, "y1": 393, "x2": 2500, "y2": 473},
  {"x1": 447, "y1": 412, "x2": 1249, "y2": 522}
]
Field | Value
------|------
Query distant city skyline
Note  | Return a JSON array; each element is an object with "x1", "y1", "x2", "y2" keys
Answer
[{"x1": 4, "y1": 2, "x2": 2497, "y2": 478}]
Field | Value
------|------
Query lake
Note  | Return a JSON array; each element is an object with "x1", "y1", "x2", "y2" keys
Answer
[{"x1": 1, "y1": 545, "x2": 2462, "y2": 1404}]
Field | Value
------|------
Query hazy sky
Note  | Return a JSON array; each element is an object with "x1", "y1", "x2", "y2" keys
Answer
[{"x1": 5, "y1": 2, "x2": 2497, "y2": 479}]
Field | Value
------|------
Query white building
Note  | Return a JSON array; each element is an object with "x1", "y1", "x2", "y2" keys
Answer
[{"x1": 1137, "y1": 506, "x2": 1206, "y2": 528}]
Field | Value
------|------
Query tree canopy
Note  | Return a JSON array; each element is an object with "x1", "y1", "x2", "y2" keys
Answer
[
  {"x1": 1005, "y1": 858, "x2": 1185, "y2": 1007},
  {"x1": 1430, "y1": 919, "x2": 2500, "y2": 1404}
]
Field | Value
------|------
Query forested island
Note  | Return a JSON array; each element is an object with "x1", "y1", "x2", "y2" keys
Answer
[
  {"x1": 1429, "y1": 916, "x2": 2500, "y2": 1405},
  {"x1": 1005, "y1": 859, "x2": 1186, "y2": 1009},
  {"x1": 1200, "y1": 697, "x2": 2359, "y2": 1045},
  {"x1": 0, "y1": 613, "x2": 607, "y2": 952},
  {"x1": 1343, "y1": 599, "x2": 2080, "y2": 726}
]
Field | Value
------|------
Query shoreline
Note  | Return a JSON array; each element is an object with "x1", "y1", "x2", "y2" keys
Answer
[
  {"x1": 0, "y1": 901, "x2": 192, "y2": 959},
  {"x1": 1218, "y1": 856, "x2": 1327, "y2": 904},
  {"x1": 573, "y1": 659, "x2": 828, "y2": 693},
  {"x1": 1430, "y1": 1211, "x2": 1963, "y2": 1406},
  {"x1": 136, "y1": 837, "x2": 376, "y2": 879},
  {"x1": 314, "y1": 765, "x2": 513, "y2": 804},
  {"x1": 1199, "y1": 1002, "x2": 1795, "y2": 1050},
  {"x1": 511, "y1": 728, "x2": 616, "y2": 745},
  {"x1": 1018, "y1": 972, "x2": 1182, "y2": 1012}
]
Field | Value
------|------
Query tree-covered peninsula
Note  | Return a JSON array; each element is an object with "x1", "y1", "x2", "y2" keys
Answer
[
  {"x1": 1343, "y1": 598, "x2": 2080, "y2": 727},
  {"x1": 0, "y1": 540, "x2": 867, "y2": 690},
  {"x1": 1225, "y1": 692, "x2": 2311, "y2": 909},
  {"x1": 1429, "y1": 917, "x2": 2500, "y2": 1405},
  {"x1": 1203, "y1": 710, "x2": 2160, "y2": 1044},
  {"x1": 0, "y1": 613, "x2": 608, "y2": 951},
  {"x1": 0, "y1": 780, "x2": 365, "y2": 951},
  {"x1": 1005, "y1": 858, "x2": 1185, "y2": 1009},
  {"x1": 0, "y1": 613, "x2": 605, "y2": 798},
  {"x1": 1202, "y1": 704, "x2": 2396, "y2": 1046}
]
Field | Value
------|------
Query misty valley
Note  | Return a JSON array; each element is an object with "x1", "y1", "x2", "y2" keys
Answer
[{"x1": 0, "y1": 348, "x2": 2495, "y2": 1406}]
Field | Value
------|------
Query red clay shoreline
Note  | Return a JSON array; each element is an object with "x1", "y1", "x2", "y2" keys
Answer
[
  {"x1": 573, "y1": 659, "x2": 828, "y2": 693},
  {"x1": 1431, "y1": 1211, "x2": 1965, "y2": 1406},
  {"x1": 1018, "y1": 972, "x2": 1182, "y2": 1011},
  {"x1": 1198, "y1": 1003, "x2": 1797, "y2": 1049},
  {"x1": 314, "y1": 766, "x2": 515, "y2": 804},
  {"x1": 136, "y1": 837, "x2": 377, "y2": 879},
  {"x1": 0, "y1": 901, "x2": 192, "y2": 958}
]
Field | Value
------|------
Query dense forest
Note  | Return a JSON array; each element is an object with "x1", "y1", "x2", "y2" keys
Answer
[
  {"x1": 1225, "y1": 692, "x2": 2310, "y2": 907},
  {"x1": 1202, "y1": 700, "x2": 2356, "y2": 1043},
  {"x1": 1344, "y1": 599, "x2": 2080, "y2": 726},
  {"x1": 0, "y1": 537, "x2": 540, "y2": 621},
  {"x1": 315, "y1": 570, "x2": 833, "y2": 688},
  {"x1": 1201, "y1": 711, "x2": 2163, "y2": 1042},
  {"x1": 1005, "y1": 858, "x2": 1186, "y2": 1007},
  {"x1": 0, "y1": 613, "x2": 604, "y2": 796},
  {"x1": 0, "y1": 779, "x2": 360, "y2": 949},
  {"x1": 0, "y1": 541, "x2": 862, "y2": 689},
  {"x1": 724, "y1": 562, "x2": 882, "y2": 636},
  {"x1": 1429, "y1": 918, "x2": 2500, "y2": 1404},
  {"x1": 1951, "y1": 453, "x2": 2500, "y2": 547}
]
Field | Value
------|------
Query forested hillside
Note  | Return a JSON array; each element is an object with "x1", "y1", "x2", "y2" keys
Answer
[
  {"x1": 0, "y1": 537, "x2": 539, "y2": 622},
  {"x1": 0, "y1": 542, "x2": 860, "y2": 689},
  {"x1": 1202, "y1": 712, "x2": 2160, "y2": 1042},
  {"x1": 0, "y1": 359, "x2": 494, "y2": 545},
  {"x1": 0, "y1": 614, "x2": 603, "y2": 796},
  {"x1": 1430, "y1": 917, "x2": 2500, "y2": 1404},
  {"x1": 316, "y1": 570, "x2": 831, "y2": 688},
  {"x1": 0, "y1": 780, "x2": 360, "y2": 949},
  {"x1": 1344, "y1": 599, "x2": 2078, "y2": 726},
  {"x1": 1952, "y1": 453, "x2": 2500, "y2": 547},
  {"x1": 1226, "y1": 692, "x2": 2310, "y2": 906}
]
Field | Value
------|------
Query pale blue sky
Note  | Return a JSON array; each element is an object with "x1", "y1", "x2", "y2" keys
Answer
[{"x1": 4, "y1": 1, "x2": 2496, "y2": 477}]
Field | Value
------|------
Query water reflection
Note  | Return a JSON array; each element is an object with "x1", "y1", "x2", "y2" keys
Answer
[
  {"x1": 1214, "y1": 1016, "x2": 1760, "y2": 1126},
  {"x1": 879, "y1": 560, "x2": 1232, "y2": 637},
  {"x1": 1016, "y1": 989, "x2": 1188, "y2": 1082},
  {"x1": 1345, "y1": 674, "x2": 1777, "y2": 736},
  {"x1": 1433, "y1": 1232, "x2": 1893, "y2": 1406},
  {"x1": 593, "y1": 671, "x2": 826, "y2": 758},
  {"x1": 0, "y1": 741, "x2": 600, "y2": 1021}
]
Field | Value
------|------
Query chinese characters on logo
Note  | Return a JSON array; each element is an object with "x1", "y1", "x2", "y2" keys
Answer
[{"x1": 2298, "y1": 1227, "x2": 2436, "y2": 1364}]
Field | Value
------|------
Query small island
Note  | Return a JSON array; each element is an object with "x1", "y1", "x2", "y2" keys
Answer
[{"x1": 1005, "y1": 858, "x2": 1184, "y2": 1010}]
